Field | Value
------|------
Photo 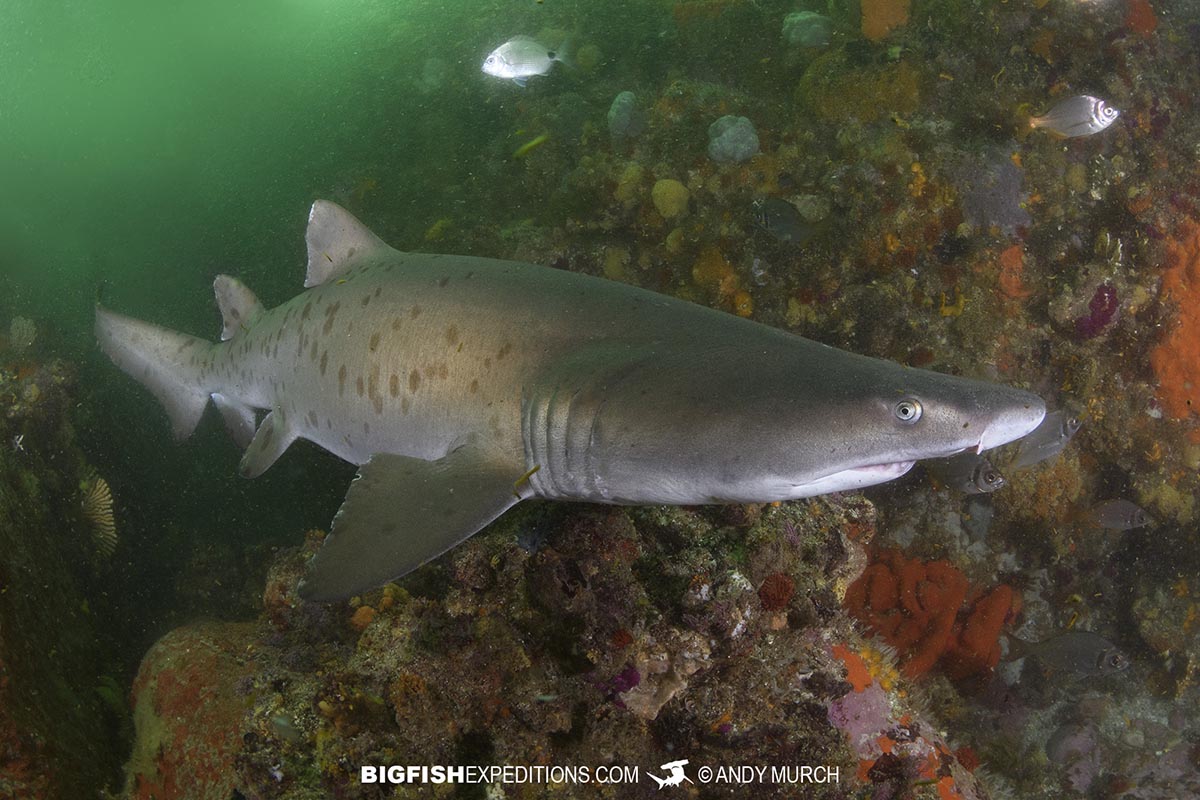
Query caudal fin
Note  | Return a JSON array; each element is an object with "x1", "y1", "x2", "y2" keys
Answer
[
  {"x1": 552, "y1": 36, "x2": 576, "y2": 70},
  {"x1": 95, "y1": 305, "x2": 214, "y2": 440}
]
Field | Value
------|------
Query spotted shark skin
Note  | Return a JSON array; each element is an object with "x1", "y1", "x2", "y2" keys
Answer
[{"x1": 97, "y1": 201, "x2": 1045, "y2": 600}]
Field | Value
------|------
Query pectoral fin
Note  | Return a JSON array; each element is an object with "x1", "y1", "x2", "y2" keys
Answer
[{"x1": 299, "y1": 444, "x2": 525, "y2": 601}]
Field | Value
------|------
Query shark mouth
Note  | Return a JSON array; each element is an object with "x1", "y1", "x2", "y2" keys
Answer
[{"x1": 790, "y1": 461, "x2": 916, "y2": 499}]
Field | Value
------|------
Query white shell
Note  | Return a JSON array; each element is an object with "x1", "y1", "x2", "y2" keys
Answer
[{"x1": 1031, "y1": 95, "x2": 1119, "y2": 138}]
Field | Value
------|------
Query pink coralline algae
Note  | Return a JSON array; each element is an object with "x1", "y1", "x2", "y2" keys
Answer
[
  {"x1": 827, "y1": 682, "x2": 892, "y2": 745},
  {"x1": 1075, "y1": 283, "x2": 1119, "y2": 339}
]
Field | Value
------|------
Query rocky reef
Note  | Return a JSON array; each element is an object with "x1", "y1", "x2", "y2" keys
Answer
[
  {"x1": 4, "y1": 1, "x2": 1198, "y2": 798},
  {"x1": 120, "y1": 497, "x2": 996, "y2": 798},
  {"x1": 0, "y1": 327, "x2": 125, "y2": 795},
  {"x1": 381, "y1": 1, "x2": 1200, "y2": 795}
]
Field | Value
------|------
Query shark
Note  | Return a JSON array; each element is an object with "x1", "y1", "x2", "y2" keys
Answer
[{"x1": 96, "y1": 200, "x2": 1046, "y2": 600}]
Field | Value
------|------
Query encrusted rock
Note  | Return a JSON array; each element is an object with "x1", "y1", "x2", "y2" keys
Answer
[
  {"x1": 707, "y1": 115, "x2": 759, "y2": 164},
  {"x1": 618, "y1": 628, "x2": 711, "y2": 720},
  {"x1": 651, "y1": 178, "x2": 690, "y2": 219}
]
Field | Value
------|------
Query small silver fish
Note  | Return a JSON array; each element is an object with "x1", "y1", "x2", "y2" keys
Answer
[
  {"x1": 482, "y1": 36, "x2": 569, "y2": 86},
  {"x1": 1007, "y1": 630, "x2": 1129, "y2": 677},
  {"x1": 1089, "y1": 498, "x2": 1153, "y2": 530},
  {"x1": 1030, "y1": 95, "x2": 1119, "y2": 138},
  {"x1": 927, "y1": 451, "x2": 1006, "y2": 494},
  {"x1": 1012, "y1": 409, "x2": 1082, "y2": 469}
]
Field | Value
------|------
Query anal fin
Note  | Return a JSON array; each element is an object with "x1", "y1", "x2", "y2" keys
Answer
[
  {"x1": 299, "y1": 443, "x2": 524, "y2": 601},
  {"x1": 212, "y1": 393, "x2": 256, "y2": 449}
]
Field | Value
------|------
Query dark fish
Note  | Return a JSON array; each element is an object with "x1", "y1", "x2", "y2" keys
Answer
[
  {"x1": 1089, "y1": 499, "x2": 1153, "y2": 530},
  {"x1": 1007, "y1": 630, "x2": 1129, "y2": 677},
  {"x1": 927, "y1": 452, "x2": 1006, "y2": 494},
  {"x1": 1045, "y1": 722, "x2": 1097, "y2": 765},
  {"x1": 752, "y1": 197, "x2": 815, "y2": 246},
  {"x1": 1012, "y1": 409, "x2": 1082, "y2": 469}
]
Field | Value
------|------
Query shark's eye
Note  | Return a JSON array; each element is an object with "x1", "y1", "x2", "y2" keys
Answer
[{"x1": 893, "y1": 399, "x2": 922, "y2": 423}]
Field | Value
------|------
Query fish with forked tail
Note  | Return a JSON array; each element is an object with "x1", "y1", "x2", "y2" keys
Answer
[
  {"x1": 1030, "y1": 95, "x2": 1119, "y2": 138},
  {"x1": 1012, "y1": 409, "x2": 1082, "y2": 469},
  {"x1": 926, "y1": 451, "x2": 1006, "y2": 494},
  {"x1": 1088, "y1": 498, "x2": 1153, "y2": 531},
  {"x1": 1006, "y1": 630, "x2": 1129, "y2": 677},
  {"x1": 96, "y1": 201, "x2": 1045, "y2": 600}
]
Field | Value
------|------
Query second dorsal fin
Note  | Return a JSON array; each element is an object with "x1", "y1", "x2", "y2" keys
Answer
[
  {"x1": 304, "y1": 200, "x2": 390, "y2": 287},
  {"x1": 213, "y1": 275, "x2": 263, "y2": 341}
]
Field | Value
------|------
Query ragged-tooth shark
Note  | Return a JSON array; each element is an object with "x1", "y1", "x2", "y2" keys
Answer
[{"x1": 96, "y1": 201, "x2": 1045, "y2": 600}]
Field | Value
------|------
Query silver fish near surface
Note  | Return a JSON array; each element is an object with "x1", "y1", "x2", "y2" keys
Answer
[
  {"x1": 97, "y1": 201, "x2": 1046, "y2": 600},
  {"x1": 482, "y1": 36, "x2": 568, "y2": 86},
  {"x1": 1089, "y1": 498, "x2": 1153, "y2": 530},
  {"x1": 1012, "y1": 409, "x2": 1082, "y2": 469},
  {"x1": 1030, "y1": 95, "x2": 1119, "y2": 138},
  {"x1": 1007, "y1": 630, "x2": 1130, "y2": 677}
]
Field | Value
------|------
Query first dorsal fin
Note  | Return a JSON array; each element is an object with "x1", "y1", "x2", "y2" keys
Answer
[
  {"x1": 304, "y1": 200, "x2": 390, "y2": 288},
  {"x1": 213, "y1": 275, "x2": 263, "y2": 341}
]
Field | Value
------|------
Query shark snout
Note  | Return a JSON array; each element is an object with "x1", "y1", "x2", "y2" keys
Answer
[{"x1": 975, "y1": 390, "x2": 1046, "y2": 452}]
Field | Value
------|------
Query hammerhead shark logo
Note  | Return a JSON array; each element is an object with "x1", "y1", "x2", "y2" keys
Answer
[{"x1": 648, "y1": 759, "x2": 693, "y2": 789}]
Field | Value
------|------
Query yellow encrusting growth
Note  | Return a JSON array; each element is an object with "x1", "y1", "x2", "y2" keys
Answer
[{"x1": 858, "y1": 640, "x2": 902, "y2": 694}]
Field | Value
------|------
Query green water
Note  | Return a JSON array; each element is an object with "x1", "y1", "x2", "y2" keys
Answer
[
  {"x1": 4, "y1": 0, "x2": 450, "y2": 321},
  {"x1": 1, "y1": 0, "x2": 667, "y2": 331}
]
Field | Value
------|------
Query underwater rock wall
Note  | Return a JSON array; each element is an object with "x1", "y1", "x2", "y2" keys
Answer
[
  {"x1": 119, "y1": 497, "x2": 989, "y2": 799},
  {"x1": 0, "y1": 353, "x2": 123, "y2": 795},
  {"x1": 124, "y1": 623, "x2": 257, "y2": 800}
]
